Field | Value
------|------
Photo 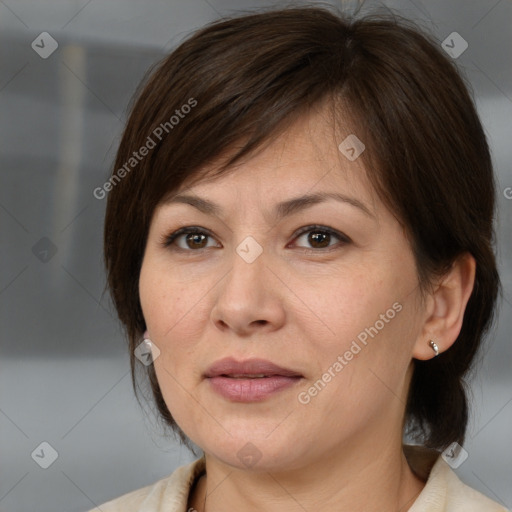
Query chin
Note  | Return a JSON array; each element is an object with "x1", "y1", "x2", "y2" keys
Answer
[{"x1": 197, "y1": 428, "x2": 309, "y2": 472}]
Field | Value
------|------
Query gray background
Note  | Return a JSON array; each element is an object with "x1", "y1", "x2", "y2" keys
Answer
[{"x1": 0, "y1": 0, "x2": 510, "y2": 511}]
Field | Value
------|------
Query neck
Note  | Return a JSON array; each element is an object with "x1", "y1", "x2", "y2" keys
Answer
[{"x1": 189, "y1": 437, "x2": 426, "y2": 512}]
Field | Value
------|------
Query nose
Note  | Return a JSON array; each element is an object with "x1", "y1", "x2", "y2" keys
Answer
[{"x1": 210, "y1": 244, "x2": 286, "y2": 336}]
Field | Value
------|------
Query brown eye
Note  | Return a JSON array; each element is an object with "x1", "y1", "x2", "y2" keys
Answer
[
  {"x1": 307, "y1": 231, "x2": 331, "y2": 248},
  {"x1": 292, "y1": 225, "x2": 350, "y2": 251},
  {"x1": 162, "y1": 227, "x2": 220, "y2": 251},
  {"x1": 185, "y1": 232, "x2": 208, "y2": 249}
]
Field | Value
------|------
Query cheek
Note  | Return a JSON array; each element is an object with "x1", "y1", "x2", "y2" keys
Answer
[
  {"x1": 139, "y1": 257, "x2": 158, "y2": 327},
  {"x1": 139, "y1": 260, "x2": 197, "y2": 342},
  {"x1": 308, "y1": 271, "x2": 387, "y2": 349},
  {"x1": 139, "y1": 261, "x2": 214, "y2": 402},
  {"x1": 304, "y1": 270, "x2": 416, "y2": 394}
]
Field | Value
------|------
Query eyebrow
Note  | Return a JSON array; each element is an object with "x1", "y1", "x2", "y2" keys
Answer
[{"x1": 164, "y1": 191, "x2": 375, "y2": 220}]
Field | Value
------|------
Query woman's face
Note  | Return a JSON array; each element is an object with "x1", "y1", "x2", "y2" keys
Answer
[{"x1": 139, "y1": 108, "x2": 426, "y2": 471}]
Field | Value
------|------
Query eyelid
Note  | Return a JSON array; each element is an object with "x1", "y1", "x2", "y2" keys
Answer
[
  {"x1": 160, "y1": 224, "x2": 351, "y2": 251},
  {"x1": 291, "y1": 224, "x2": 352, "y2": 247},
  {"x1": 160, "y1": 226, "x2": 217, "y2": 248}
]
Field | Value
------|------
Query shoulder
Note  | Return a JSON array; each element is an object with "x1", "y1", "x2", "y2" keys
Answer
[
  {"x1": 405, "y1": 445, "x2": 508, "y2": 512},
  {"x1": 87, "y1": 458, "x2": 205, "y2": 512}
]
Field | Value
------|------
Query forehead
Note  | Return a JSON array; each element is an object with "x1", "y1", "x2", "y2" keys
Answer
[{"x1": 165, "y1": 104, "x2": 377, "y2": 211}]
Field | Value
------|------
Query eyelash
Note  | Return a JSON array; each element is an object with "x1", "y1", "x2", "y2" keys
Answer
[{"x1": 160, "y1": 224, "x2": 351, "y2": 253}]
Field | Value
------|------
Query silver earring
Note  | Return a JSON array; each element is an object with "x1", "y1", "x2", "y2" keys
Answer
[{"x1": 429, "y1": 340, "x2": 439, "y2": 357}]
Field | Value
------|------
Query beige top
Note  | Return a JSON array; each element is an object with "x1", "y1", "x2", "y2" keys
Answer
[{"x1": 89, "y1": 446, "x2": 508, "y2": 511}]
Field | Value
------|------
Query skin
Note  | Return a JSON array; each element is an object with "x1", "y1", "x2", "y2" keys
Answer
[{"x1": 139, "y1": 103, "x2": 476, "y2": 512}]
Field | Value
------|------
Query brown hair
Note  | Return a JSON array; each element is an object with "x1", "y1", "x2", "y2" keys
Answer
[{"x1": 103, "y1": 5, "x2": 500, "y2": 451}]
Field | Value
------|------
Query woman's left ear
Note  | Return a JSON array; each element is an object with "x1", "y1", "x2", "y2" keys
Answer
[{"x1": 413, "y1": 252, "x2": 476, "y2": 360}]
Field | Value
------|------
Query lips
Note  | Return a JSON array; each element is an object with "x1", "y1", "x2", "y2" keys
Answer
[
  {"x1": 204, "y1": 357, "x2": 302, "y2": 379},
  {"x1": 205, "y1": 358, "x2": 303, "y2": 402}
]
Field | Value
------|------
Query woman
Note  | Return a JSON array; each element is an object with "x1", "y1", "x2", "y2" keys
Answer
[{"x1": 91, "y1": 5, "x2": 506, "y2": 511}]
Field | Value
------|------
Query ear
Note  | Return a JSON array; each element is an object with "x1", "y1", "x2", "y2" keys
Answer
[{"x1": 413, "y1": 253, "x2": 476, "y2": 360}]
